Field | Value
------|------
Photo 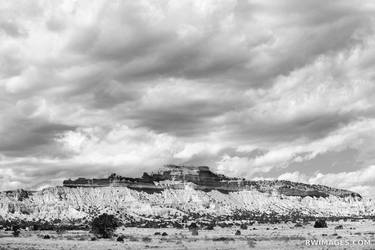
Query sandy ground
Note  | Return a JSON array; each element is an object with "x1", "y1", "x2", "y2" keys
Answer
[{"x1": 0, "y1": 220, "x2": 374, "y2": 249}]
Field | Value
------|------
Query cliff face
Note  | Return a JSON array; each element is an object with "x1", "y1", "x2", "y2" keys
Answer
[
  {"x1": 0, "y1": 186, "x2": 373, "y2": 225},
  {"x1": 0, "y1": 165, "x2": 370, "y2": 225},
  {"x1": 63, "y1": 165, "x2": 361, "y2": 199}
]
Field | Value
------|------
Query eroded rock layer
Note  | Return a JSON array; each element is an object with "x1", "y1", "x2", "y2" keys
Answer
[{"x1": 0, "y1": 165, "x2": 372, "y2": 226}]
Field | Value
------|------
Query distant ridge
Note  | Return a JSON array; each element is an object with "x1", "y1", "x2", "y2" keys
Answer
[
  {"x1": 62, "y1": 164, "x2": 361, "y2": 199},
  {"x1": 0, "y1": 165, "x2": 373, "y2": 227}
]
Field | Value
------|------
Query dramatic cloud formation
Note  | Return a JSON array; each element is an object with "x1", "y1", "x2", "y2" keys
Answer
[{"x1": 1, "y1": 0, "x2": 375, "y2": 196}]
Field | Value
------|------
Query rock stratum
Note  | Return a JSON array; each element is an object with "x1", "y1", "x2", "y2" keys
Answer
[{"x1": 0, "y1": 165, "x2": 374, "y2": 228}]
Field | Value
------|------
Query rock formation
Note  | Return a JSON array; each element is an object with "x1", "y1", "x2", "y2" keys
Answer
[
  {"x1": 0, "y1": 165, "x2": 372, "y2": 228},
  {"x1": 63, "y1": 165, "x2": 361, "y2": 199}
]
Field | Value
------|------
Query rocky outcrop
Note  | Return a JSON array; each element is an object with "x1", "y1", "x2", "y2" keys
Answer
[
  {"x1": 63, "y1": 165, "x2": 362, "y2": 199},
  {"x1": 0, "y1": 165, "x2": 370, "y2": 227},
  {"x1": 0, "y1": 185, "x2": 374, "y2": 226}
]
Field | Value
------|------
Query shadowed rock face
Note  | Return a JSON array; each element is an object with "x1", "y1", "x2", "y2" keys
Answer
[
  {"x1": 62, "y1": 165, "x2": 361, "y2": 200},
  {"x1": 3, "y1": 190, "x2": 34, "y2": 201}
]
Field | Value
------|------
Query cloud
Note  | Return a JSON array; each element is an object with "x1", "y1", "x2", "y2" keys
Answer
[
  {"x1": 217, "y1": 118, "x2": 375, "y2": 179},
  {"x1": 0, "y1": 19, "x2": 27, "y2": 38},
  {"x1": 1, "y1": 0, "x2": 375, "y2": 194},
  {"x1": 0, "y1": 125, "x2": 230, "y2": 190},
  {"x1": 277, "y1": 165, "x2": 375, "y2": 197},
  {"x1": 56, "y1": 125, "x2": 181, "y2": 168}
]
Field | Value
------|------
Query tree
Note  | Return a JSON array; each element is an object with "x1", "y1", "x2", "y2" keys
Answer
[
  {"x1": 313, "y1": 219, "x2": 327, "y2": 228},
  {"x1": 12, "y1": 224, "x2": 20, "y2": 237},
  {"x1": 91, "y1": 213, "x2": 119, "y2": 238}
]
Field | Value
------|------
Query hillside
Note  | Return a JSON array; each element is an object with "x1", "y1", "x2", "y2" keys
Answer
[
  {"x1": 0, "y1": 165, "x2": 373, "y2": 227},
  {"x1": 62, "y1": 165, "x2": 361, "y2": 199}
]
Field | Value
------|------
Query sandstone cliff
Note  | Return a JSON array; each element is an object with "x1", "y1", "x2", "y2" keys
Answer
[{"x1": 0, "y1": 166, "x2": 372, "y2": 227}]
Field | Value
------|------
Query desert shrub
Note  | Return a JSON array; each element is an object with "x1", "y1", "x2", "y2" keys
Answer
[
  {"x1": 235, "y1": 230, "x2": 241, "y2": 235},
  {"x1": 314, "y1": 219, "x2": 327, "y2": 228},
  {"x1": 12, "y1": 225, "x2": 20, "y2": 237},
  {"x1": 12, "y1": 230, "x2": 20, "y2": 237},
  {"x1": 240, "y1": 224, "x2": 248, "y2": 230},
  {"x1": 142, "y1": 236, "x2": 152, "y2": 242},
  {"x1": 188, "y1": 222, "x2": 198, "y2": 230},
  {"x1": 213, "y1": 237, "x2": 235, "y2": 241},
  {"x1": 116, "y1": 235, "x2": 124, "y2": 242},
  {"x1": 32, "y1": 224, "x2": 40, "y2": 231},
  {"x1": 31, "y1": 221, "x2": 54, "y2": 231},
  {"x1": 123, "y1": 235, "x2": 138, "y2": 241},
  {"x1": 91, "y1": 213, "x2": 119, "y2": 238},
  {"x1": 55, "y1": 226, "x2": 66, "y2": 236},
  {"x1": 247, "y1": 238, "x2": 256, "y2": 248},
  {"x1": 191, "y1": 228, "x2": 198, "y2": 236},
  {"x1": 173, "y1": 222, "x2": 183, "y2": 229}
]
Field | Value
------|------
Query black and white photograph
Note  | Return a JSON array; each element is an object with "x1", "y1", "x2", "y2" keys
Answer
[{"x1": 1, "y1": 0, "x2": 375, "y2": 249}]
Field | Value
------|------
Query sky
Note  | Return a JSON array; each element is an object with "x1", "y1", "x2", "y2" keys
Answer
[{"x1": 1, "y1": 0, "x2": 375, "y2": 196}]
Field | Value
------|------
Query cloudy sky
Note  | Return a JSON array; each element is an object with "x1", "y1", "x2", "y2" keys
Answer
[{"x1": 1, "y1": 0, "x2": 375, "y2": 196}]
